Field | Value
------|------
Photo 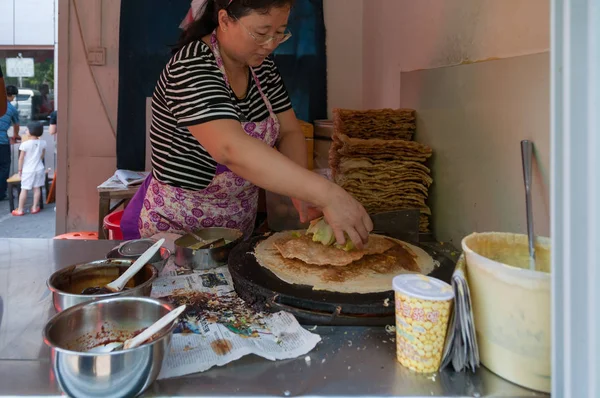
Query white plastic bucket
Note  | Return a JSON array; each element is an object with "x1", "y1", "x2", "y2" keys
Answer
[{"x1": 461, "y1": 232, "x2": 551, "y2": 393}]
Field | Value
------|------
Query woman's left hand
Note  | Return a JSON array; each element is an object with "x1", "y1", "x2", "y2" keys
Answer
[{"x1": 292, "y1": 198, "x2": 322, "y2": 223}]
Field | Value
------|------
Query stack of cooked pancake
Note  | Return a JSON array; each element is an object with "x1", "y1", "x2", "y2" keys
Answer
[
  {"x1": 254, "y1": 231, "x2": 435, "y2": 294},
  {"x1": 329, "y1": 108, "x2": 433, "y2": 232}
]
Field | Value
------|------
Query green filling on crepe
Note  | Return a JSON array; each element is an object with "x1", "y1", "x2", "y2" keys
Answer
[{"x1": 306, "y1": 217, "x2": 356, "y2": 251}]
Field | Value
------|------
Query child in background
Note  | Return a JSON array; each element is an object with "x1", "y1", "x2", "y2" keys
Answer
[{"x1": 12, "y1": 122, "x2": 46, "y2": 216}]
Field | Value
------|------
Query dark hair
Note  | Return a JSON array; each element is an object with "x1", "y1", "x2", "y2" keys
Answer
[
  {"x1": 174, "y1": 0, "x2": 294, "y2": 54},
  {"x1": 6, "y1": 85, "x2": 18, "y2": 96},
  {"x1": 27, "y1": 121, "x2": 44, "y2": 137}
]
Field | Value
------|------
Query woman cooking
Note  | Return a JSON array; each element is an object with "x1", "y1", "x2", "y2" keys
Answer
[{"x1": 121, "y1": 0, "x2": 372, "y2": 248}]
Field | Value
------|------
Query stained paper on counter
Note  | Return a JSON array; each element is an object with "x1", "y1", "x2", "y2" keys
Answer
[{"x1": 151, "y1": 263, "x2": 321, "y2": 379}]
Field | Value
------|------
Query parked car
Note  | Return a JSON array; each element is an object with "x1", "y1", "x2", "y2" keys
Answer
[{"x1": 9, "y1": 88, "x2": 43, "y2": 125}]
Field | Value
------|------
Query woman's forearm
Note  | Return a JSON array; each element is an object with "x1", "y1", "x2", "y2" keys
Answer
[
  {"x1": 277, "y1": 127, "x2": 307, "y2": 168},
  {"x1": 190, "y1": 120, "x2": 335, "y2": 209},
  {"x1": 188, "y1": 119, "x2": 371, "y2": 246},
  {"x1": 226, "y1": 134, "x2": 331, "y2": 208}
]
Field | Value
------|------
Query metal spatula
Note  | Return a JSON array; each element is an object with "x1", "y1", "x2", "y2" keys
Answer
[
  {"x1": 521, "y1": 140, "x2": 536, "y2": 271},
  {"x1": 369, "y1": 209, "x2": 420, "y2": 242}
]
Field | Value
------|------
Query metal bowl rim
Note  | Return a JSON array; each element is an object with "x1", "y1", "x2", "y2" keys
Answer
[
  {"x1": 46, "y1": 259, "x2": 158, "y2": 298},
  {"x1": 173, "y1": 227, "x2": 243, "y2": 251},
  {"x1": 43, "y1": 296, "x2": 176, "y2": 356},
  {"x1": 107, "y1": 247, "x2": 171, "y2": 261},
  {"x1": 117, "y1": 238, "x2": 159, "y2": 257}
]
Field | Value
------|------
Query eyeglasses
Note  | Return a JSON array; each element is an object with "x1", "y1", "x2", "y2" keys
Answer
[{"x1": 233, "y1": 16, "x2": 292, "y2": 46}]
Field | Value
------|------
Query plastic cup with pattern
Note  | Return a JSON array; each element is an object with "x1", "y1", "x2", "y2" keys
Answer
[{"x1": 392, "y1": 274, "x2": 454, "y2": 373}]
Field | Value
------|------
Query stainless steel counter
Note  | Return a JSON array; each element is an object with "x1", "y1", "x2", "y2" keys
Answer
[{"x1": 0, "y1": 239, "x2": 548, "y2": 397}]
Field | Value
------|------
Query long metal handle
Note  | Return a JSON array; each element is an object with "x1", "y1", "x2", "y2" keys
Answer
[{"x1": 521, "y1": 140, "x2": 536, "y2": 270}]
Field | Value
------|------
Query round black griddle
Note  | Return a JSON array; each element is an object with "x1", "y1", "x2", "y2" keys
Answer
[{"x1": 228, "y1": 234, "x2": 457, "y2": 326}]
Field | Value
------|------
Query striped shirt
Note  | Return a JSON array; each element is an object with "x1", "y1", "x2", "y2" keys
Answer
[{"x1": 150, "y1": 40, "x2": 292, "y2": 190}]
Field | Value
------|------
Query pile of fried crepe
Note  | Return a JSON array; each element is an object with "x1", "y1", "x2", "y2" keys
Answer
[
  {"x1": 329, "y1": 108, "x2": 433, "y2": 232},
  {"x1": 253, "y1": 222, "x2": 435, "y2": 294}
]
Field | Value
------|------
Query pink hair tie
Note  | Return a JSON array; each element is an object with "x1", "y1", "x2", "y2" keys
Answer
[
  {"x1": 180, "y1": 0, "x2": 235, "y2": 30},
  {"x1": 180, "y1": 0, "x2": 207, "y2": 29}
]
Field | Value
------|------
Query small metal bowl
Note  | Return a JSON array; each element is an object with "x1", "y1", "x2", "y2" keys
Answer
[
  {"x1": 118, "y1": 239, "x2": 164, "y2": 262},
  {"x1": 43, "y1": 296, "x2": 175, "y2": 398},
  {"x1": 47, "y1": 259, "x2": 158, "y2": 313},
  {"x1": 107, "y1": 240, "x2": 171, "y2": 273},
  {"x1": 174, "y1": 227, "x2": 243, "y2": 270}
]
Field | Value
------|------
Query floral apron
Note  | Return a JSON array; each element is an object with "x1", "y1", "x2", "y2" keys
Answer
[{"x1": 121, "y1": 31, "x2": 280, "y2": 240}]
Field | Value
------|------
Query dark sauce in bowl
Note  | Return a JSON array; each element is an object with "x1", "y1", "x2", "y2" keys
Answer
[{"x1": 52, "y1": 263, "x2": 155, "y2": 295}]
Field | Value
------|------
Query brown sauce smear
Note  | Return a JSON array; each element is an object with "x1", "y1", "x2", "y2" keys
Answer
[{"x1": 211, "y1": 339, "x2": 233, "y2": 355}]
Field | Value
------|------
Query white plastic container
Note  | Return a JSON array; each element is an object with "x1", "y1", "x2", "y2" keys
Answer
[{"x1": 461, "y1": 232, "x2": 551, "y2": 393}]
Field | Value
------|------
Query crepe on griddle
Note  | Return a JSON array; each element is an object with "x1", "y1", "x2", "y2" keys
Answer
[
  {"x1": 254, "y1": 231, "x2": 435, "y2": 294},
  {"x1": 273, "y1": 234, "x2": 396, "y2": 267}
]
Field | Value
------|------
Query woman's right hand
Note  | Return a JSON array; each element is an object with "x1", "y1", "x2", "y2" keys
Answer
[{"x1": 321, "y1": 184, "x2": 373, "y2": 249}]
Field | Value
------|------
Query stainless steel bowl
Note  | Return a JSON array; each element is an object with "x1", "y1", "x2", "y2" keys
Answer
[
  {"x1": 118, "y1": 239, "x2": 165, "y2": 262},
  {"x1": 174, "y1": 227, "x2": 243, "y2": 270},
  {"x1": 47, "y1": 259, "x2": 158, "y2": 312},
  {"x1": 43, "y1": 296, "x2": 175, "y2": 398},
  {"x1": 107, "y1": 242, "x2": 171, "y2": 273}
]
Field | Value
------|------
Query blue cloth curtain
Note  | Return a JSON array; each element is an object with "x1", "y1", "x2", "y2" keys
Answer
[
  {"x1": 273, "y1": 0, "x2": 327, "y2": 123},
  {"x1": 117, "y1": 0, "x2": 327, "y2": 171},
  {"x1": 117, "y1": 0, "x2": 189, "y2": 171}
]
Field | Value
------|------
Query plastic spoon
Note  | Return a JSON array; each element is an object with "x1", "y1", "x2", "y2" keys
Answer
[
  {"x1": 81, "y1": 238, "x2": 165, "y2": 294},
  {"x1": 521, "y1": 140, "x2": 536, "y2": 271},
  {"x1": 88, "y1": 305, "x2": 186, "y2": 353}
]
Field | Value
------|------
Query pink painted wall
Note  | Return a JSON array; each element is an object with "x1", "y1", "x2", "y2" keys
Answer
[
  {"x1": 359, "y1": 0, "x2": 550, "y2": 109},
  {"x1": 323, "y1": 0, "x2": 364, "y2": 117},
  {"x1": 324, "y1": 0, "x2": 551, "y2": 243}
]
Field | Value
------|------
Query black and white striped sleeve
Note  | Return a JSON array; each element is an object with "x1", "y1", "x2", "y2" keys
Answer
[
  {"x1": 165, "y1": 54, "x2": 239, "y2": 128},
  {"x1": 264, "y1": 58, "x2": 293, "y2": 114}
]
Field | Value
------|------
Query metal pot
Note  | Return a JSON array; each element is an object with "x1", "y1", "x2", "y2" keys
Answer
[
  {"x1": 43, "y1": 296, "x2": 175, "y2": 398},
  {"x1": 174, "y1": 227, "x2": 243, "y2": 270},
  {"x1": 47, "y1": 259, "x2": 158, "y2": 313}
]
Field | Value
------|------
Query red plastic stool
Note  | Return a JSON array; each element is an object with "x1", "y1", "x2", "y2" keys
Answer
[
  {"x1": 103, "y1": 210, "x2": 124, "y2": 240},
  {"x1": 54, "y1": 232, "x2": 99, "y2": 240}
]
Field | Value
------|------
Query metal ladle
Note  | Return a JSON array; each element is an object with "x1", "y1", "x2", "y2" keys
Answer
[{"x1": 521, "y1": 140, "x2": 536, "y2": 271}]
